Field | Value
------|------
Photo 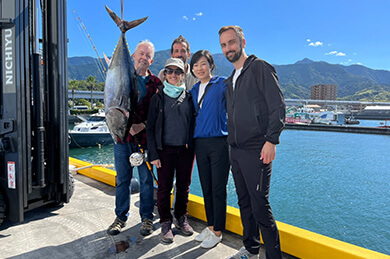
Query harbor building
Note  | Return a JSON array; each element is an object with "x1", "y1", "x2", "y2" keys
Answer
[
  {"x1": 311, "y1": 84, "x2": 338, "y2": 100},
  {"x1": 355, "y1": 105, "x2": 390, "y2": 120}
]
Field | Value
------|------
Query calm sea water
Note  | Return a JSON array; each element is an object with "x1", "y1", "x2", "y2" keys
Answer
[{"x1": 69, "y1": 120, "x2": 390, "y2": 255}]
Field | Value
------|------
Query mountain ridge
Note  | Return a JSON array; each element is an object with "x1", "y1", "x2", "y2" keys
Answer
[{"x1": 68, "y1": 52, "x2": 390, "y2": 101}]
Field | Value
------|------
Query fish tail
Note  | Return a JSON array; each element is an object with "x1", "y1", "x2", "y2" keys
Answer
[
  {"x1": 105, "y1": 5, "x2": 148, "y2": 34},
  {"x1": 105, "y1": 5, "x2": 121, "y2": 27}
]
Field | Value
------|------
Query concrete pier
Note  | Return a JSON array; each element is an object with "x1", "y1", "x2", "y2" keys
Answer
[
  {"x1": 0, "y1": 174, "x2": 293, "y2": 259},
  {"x1": 285, "y1": 123, "x2": 390, "y2": 135}
]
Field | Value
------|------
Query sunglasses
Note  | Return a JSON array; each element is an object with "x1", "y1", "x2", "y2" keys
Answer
[{"x1": 165, "y1": 68, "x2": 184, "y2": 75}]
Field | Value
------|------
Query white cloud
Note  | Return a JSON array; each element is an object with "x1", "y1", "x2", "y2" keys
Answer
[
  {"x1": 325, "y1": 51, "x2": 346, "y2": 56},
  {"x1": 356, "y1": 62, "x2": 363, "y2": 65},
  {"x1": 306, "y1": 39, "x2": 311, "y2": 42},
  {"x1": 308, "y1": 41, "x2": 323, "y2": 47},
  {"x1": 183, "y1": 12, "x2": 202, "y2": 22},
  {"x1": 325, "y1": 51, "x2": 338, "y2": 55}
]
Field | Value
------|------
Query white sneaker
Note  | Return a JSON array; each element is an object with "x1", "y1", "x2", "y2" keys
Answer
[
  {"x1": 200, "y1": 231, "x2": 222, "y2": 249},
  {"x1": 194, "y1": 227, "x2": 211, "y2": 242},
  {"x1": 225, "y1": 246, "x2": 258, "y2": 259}
]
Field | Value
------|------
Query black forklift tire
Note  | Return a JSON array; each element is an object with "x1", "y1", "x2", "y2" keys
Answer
[
  {"x1": 0, "y1": 191, "x2": 6, "y2": 226},
  {"x1": 52, "y1": 173, "x2": 75, "y2": 207}
]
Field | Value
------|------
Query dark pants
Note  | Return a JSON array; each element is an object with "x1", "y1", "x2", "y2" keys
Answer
[
  {"x1": 195, "y1": 137, "x2": 230, "y2": 231},
  {"x1": 157, "y1": 145, "x2": 194, "y2": 223},
  {"x1": 230, "y1": 146, "x2": 282, "y2": 259}
]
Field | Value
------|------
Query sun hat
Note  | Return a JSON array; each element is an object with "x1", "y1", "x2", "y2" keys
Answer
[{"x1": 164, "y1": 58, "x2": 185, "y2": 71}]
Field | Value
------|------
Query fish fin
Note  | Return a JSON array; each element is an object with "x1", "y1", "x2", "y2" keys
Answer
[
  {"x1": 105, "y1": 5, "x2": 148, "y2": 33},
  {"x1": 122, "y1": 17, "x2": 148, "y2": 32},
  {"x1": 119, "y1": 96, "x2": 124, "y2": 108},
  {"x1": 103, "y1": 52, "x2": 111, "y2": 66},
  {"x1": 105, "y1": 5, "x2": 122, "y2": 28}
]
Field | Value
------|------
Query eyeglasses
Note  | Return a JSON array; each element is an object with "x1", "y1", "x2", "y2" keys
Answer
[{"x1": 164, "y1": 68, "x2": 184, "y2": 75}]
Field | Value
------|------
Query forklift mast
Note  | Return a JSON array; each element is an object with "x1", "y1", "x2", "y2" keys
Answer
[{"x1": 0, "y1": 0, "x2": 69, "y2": 224}]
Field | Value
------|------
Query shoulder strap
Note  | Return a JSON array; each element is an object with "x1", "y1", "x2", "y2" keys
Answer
[
  {"x1": 171, "y1": 90, "x2": 187, "y2": 108},
  {"x1": 177, "y1": 90, "x2": 186, "y2": 105},
  {"x1": 196, "y1": 83, "x2": 213, "y2": 115}
]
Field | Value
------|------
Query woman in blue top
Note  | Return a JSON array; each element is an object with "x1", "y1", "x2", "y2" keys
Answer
[{"x1": 189, "y1": 50, "x2": 230, "y2": 249}]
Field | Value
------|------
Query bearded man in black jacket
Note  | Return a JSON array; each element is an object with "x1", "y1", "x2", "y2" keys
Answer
[{"x1": 219, "y1": 25, "x2": 286, "y2": 259}]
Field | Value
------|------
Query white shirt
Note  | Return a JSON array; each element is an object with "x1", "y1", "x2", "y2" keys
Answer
[
  {"x1": 232, "y1": 68, "x2": 243, "y2": 90},
  {"x1": 197, "y1": 82, "x2": 209, "y2": 108}
]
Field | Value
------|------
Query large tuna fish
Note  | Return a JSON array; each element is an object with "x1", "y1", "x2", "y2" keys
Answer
[{"x1": 104, "y1": 5, "x2": 147, "y2": 143}]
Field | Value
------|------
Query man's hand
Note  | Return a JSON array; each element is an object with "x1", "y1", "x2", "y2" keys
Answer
[
  {"x1": 150, "y1": 159, "x2": 161, "y2": 168},
  {"x1": 260, "y1": 141, "x2": 276, "y2": 164},
  {"x1": 129, "y1": 123, "x2": 145, "y2": 136},
  {"x1": 136, "y1": 60, "x2": 148, "y2": 76}
]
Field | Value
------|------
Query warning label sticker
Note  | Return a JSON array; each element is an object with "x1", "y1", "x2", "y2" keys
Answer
[{"x1": 7, "y1": 161, "x2": 16, "y2": 189}]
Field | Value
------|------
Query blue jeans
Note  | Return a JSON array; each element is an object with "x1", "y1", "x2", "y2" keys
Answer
[{"x1": 114, "y1": 141, "x2": 154, "y2": 222}]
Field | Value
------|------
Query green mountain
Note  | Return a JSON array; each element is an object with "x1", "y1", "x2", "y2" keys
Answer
[
  {"x1": 274, "y1": 59, "x2": 388, "y2": 98},
  {"x1": 149, "y1": 49, "x2": 171, "y2": 75},
  {"x1": 344, "y1": 65, "x2": 390, "y2": 84},
  {"x1": 68, "y1": 56, "x2": 108, "y2": 82},
  {"x1": 68, "y1": 54, "x2": 390, "y2": 101},
  {"x1": 339, "y1": 84, "x2": 390, "y2": 102}
]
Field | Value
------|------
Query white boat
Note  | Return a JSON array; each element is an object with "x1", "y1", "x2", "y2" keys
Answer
[
  {"x1": 285, "y1": 112, "x2": 312, "y2": 124},
  {"x1": 286, "y1": 105, "x2": 321, "y2": 122},
  {"x1": 312, "y1": 111, "x2": 345, "y2": 125},
  {"x1": 68, "y1": 112, "x2": 113, "y2": 148}
]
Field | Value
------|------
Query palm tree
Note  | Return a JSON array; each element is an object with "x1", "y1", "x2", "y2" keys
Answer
[
  {"x1": 68, "y1": 79, "x2": 79, "y2": 108},
  {"x1": 86, "y1": 76, "x2": 96, "y2": 108}
]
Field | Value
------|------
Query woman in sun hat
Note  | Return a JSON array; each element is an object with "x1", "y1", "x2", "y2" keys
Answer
[{"x1": 147, "y1": 58, "x2": 195, "y2": 244}]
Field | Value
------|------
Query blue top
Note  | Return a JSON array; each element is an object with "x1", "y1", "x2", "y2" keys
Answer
[
  {"x1": 137, "y1": 75, "x2": 149, "y2": 104},
  {"x1": 190, "y1": 76, "x2": 228, "y2": 138}
]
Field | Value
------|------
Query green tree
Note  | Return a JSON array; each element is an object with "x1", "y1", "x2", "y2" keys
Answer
[
  {"x1": 77, "y1": 98, "x2": 91, "y2": 109},
  {"x1": 95, "y1": 101, "x2": 104, "y2": 109},
  {"x1": 68, "y1": 79, "x2": 79, "y2": 108},
  {"x1": 86, "y1": 76, "x2": 97, "y2": 108},
  {"x1": 96, "y1": 82, "x2": 105, "y2": 91}
]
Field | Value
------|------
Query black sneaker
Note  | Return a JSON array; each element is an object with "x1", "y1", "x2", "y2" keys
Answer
[
  {"x1": 107, "y1": 218, "x2": 126, "y2": 236},
  {"x1": 140, "y1": 218, "x2": 154, "y2": 236}
]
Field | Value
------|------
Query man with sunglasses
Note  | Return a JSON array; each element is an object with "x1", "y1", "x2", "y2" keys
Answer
[
  {"x1": 158, "y1": 35, "x2": 198, "y2": 90},
  {"x1": 219, "y1": 26, "x2": 285, "y2": 259},
  {"x1": 107, "y1": 40, "x2": 162, "y2": 237}
]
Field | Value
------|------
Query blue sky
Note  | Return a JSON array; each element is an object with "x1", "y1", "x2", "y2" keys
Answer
[{"x1": 67, "y1": 0, "x2": 390, "y2": 71}]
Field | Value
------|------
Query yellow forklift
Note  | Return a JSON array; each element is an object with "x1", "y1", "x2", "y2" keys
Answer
[{"x1": 0, "y1": 0, "x2": 72, "y2": 226}]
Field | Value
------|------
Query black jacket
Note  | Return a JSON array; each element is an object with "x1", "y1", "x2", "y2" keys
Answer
[
  {"x1": 146, "y1": 86, "x2": 195, "y2": 161},
  {"x1": 225, "y1": 55, "x2": 285, "y2": 148}
]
